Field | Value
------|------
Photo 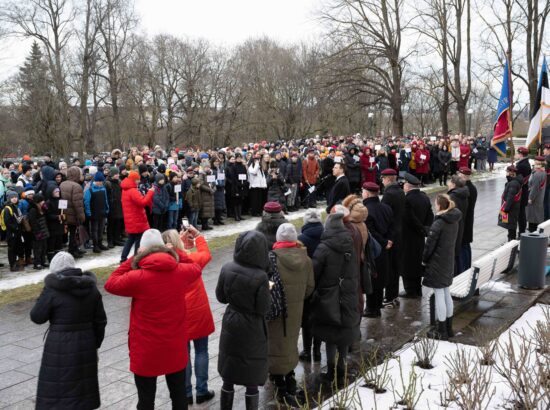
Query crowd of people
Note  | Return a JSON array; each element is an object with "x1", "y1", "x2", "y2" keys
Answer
[{"x1": 10, "y1": 132, "x2": 550, "y2": 410}]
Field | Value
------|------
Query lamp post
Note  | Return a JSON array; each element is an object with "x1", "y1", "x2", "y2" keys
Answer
[
  {"x1": 368, "y1": 112, "x2": 374, "y2": 137},
  {"x1": 467, "y1": 108, "x2": 474, "y2": 137}
]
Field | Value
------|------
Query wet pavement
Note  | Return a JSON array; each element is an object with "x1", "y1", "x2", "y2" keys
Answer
[{"x1": 0, "y1": 176, "x2": 548, "y2": 409}]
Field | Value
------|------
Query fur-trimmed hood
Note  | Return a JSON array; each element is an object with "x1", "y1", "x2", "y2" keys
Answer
[
  {"x1": 45, "y1": 268, "x2": 97, "y2": 297},
  {"x1": 131, "y1": 245, "x2": 179, "y2": 270}
]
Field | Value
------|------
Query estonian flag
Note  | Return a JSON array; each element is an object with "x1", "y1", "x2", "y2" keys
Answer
[
  {"x1": 526, "y1": 57, "x2": 550, "y2": 148},
  {"x1": 492, "y1": 59, "x2": 512, "y2": 156}
]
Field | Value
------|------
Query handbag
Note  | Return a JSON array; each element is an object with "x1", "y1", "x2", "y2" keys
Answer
[{"x1": 368, "y1": 235, "x2": 382, "y2": 259}]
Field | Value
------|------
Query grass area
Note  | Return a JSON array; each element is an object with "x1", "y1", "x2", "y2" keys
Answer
[{"x1": 0, "y1": 212, "x2": 318, "y2": 308}]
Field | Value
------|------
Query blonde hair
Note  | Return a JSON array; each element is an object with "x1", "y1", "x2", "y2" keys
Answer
[{"x1": 161, "y1": 229, "x2": 184, "y2": 251}]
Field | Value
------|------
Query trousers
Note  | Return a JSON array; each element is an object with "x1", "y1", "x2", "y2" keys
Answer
[
  {"x1": 134, "y1": 368, "x2": 187, "y2": 410},
  {"x1": 433, "y1": 287, "x2": 453, "y2": 322}
]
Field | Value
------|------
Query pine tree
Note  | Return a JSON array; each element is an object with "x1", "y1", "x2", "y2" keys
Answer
[{"x1": 18, "y1": 41, "x2": 61, "y2": 153}]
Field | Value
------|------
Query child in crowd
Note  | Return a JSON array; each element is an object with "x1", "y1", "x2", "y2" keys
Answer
[
  {"x1": 19, "y1": 185, "x2": 35, "y2": 265},
  {"x1": 186, "y1": 177, "x2": 202, "y2": 229},
  {"x1": 45, "y1": 186, "x2": 65, "y2": 261},
  {"x1": 2, "y1": 191, "x2": 24, "y2": 271},
  {"x1": 166, "y1": 171, "x2": 182, "y2": 230},
  {"x1": 84, "y1": 172, "x2": 109, "y2": 253},
  {"x1": 27, "y1": 193, "x2": 50, "y2": 269}
]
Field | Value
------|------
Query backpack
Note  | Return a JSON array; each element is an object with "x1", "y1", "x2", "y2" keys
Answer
[
  {"x1": 0, "y1": 206, "x2": 13, "y2": 231},
  {"x1": 266, "y1": 251, "x2": 288, "y2": 335}
]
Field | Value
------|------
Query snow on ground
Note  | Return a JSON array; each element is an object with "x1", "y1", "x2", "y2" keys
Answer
[
  {"x1": 321, "y1": 304, "x2": 549, "y2": 409},
  {"x1": 0, "y1": 206, "x2": 319, "y2": 291}
]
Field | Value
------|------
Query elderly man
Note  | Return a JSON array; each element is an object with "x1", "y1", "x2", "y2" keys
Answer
[{"x1": 526, "y1": 156, "x2": 547, "y2": 232}]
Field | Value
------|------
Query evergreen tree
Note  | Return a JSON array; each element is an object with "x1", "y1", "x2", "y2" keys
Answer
[{"x1": 18, "y1": 41, "x2": 61, "y2": 153}]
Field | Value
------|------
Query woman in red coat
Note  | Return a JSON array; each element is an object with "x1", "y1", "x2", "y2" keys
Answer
[
  {"x1": 360, "y1": 147, "x2": 377, "y2": 184},
  {"x1": 120, "y1": 171, "x2": 154, "y2": 262},
  {"x1": 414, "y1": 143, "x2": 430, "y2": 185},
  {"x1": 105, "y1": 228, "x2": 201, "y2": 410},
  {"x1": 458, "y1": 139, "x2": 471, "y2": 169},
  {"x1": 162, "y1": 227, "x2": 216, "y2": 406}
]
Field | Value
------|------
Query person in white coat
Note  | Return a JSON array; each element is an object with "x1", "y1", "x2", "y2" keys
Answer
[{"x1": 248, "y1": 155, "x2": 267, "y2": 217}]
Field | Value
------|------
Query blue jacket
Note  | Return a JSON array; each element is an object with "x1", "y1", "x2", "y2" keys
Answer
[
  {"x1": 152, "y1": 183, "x2": 170, "y2": 215},
  {"x1": 84, "y1": 184, "x2": 109, "y2": 217},
  {"x1": 19, "y1": 199, "x2": 31, "y2": 216},
  {"x1": 298, "y1": 222, "x2": 324, "y2": 258}
]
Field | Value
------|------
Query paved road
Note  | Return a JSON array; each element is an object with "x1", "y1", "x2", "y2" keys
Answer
[{"x1": 0, "y1": 177, "x2": 509, "y2": 409}]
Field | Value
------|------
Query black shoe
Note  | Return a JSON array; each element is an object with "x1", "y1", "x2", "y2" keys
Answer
[
  {"x1": 363, "y1": 309, "x2": 381, "y2": 318},
  {"x1": 70, "y1": 252, "x2": 83, "y2": 259},
  {"x1": 196, "y1": 390, "x2": 215, "y2": 404},
  {"x1": 299, "y1": 350, "x2": 312, "y2": 362},
  {"x1": 427, "y1": 321, "x2": 448, "y2": 341},
  {"x1": 108, "y1": 243, "x2": 115, "y2": 249},
  {"x1": 33, "y1": 265, "x2": 42, "y2": 270},
  {"x1": 93, "y1": 247, "x2": 101, "y2": 254},
  {"x1": 98, "y1": 244, "x2": 109, "y2": 251},
  {"x1": 383, "y1": 298, "x2": 400, "y2": 308},
  {"x1": 213, "y1": 220, "x2": 220, "y2": 226},
  {"x1": 120, "y1": 258, "x2": 127, "y2": 264},
  {"x1": 220, "y1": 388, "x2": 234, "y2": 410},
  {"x1": 218, "y1": 220, "x2": 225, "y2": 225},
  {"x1": 115, "y1": 241, "x2": 126, "y2": 246},
  {"x1": 446, "y1": 317, "x2": 455, "y2": 337},
  {"x1": 42, "y1": 262, "x2": 49, "y2": 268},
  {"x1": 187, "y1": 396, "x2": 193, "y2": 405}
]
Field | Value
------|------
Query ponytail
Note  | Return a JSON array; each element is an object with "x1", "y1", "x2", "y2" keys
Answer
[{"x1": 436, "y1": 193, "x2": 455, "y2": 212}]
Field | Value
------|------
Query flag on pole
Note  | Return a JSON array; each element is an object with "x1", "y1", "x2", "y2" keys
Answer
[
  {"x1": 492, "y1": 59, "x2": 512, "y2": 156},
  {"x1": 526, "y1": 56, "x2": 550, "y2": 148}
]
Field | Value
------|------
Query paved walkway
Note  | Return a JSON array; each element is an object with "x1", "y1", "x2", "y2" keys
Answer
[{"x1": 0, "y1": 176, "x2": 541, "y2": 409}]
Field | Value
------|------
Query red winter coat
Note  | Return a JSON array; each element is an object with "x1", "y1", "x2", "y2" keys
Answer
[
  {"x1": 121, "y1": 177, "x2": 154, "y2": 234},
  {"x1": 414, "y1": 149, "x2": 430, "y2": 175},
  {"x1": 458, "y1": 144, "x2": 471, "y2": 168},
  {"x1": 176, "y1": 236, "x2": 215, "y2": 341},
  {"x1": 105, "y1": 246, "x2": 201, "y2": 377},
  {"x1": 360, "y1": 153, "x2": 377, "y2": 183}
]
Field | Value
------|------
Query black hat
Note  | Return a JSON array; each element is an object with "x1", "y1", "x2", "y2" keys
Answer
[
  {"x1": 404, "y1": 173, "x2": 421, "y2": 186},
  {"x1": 138, "y1": 164, "x2": 148, "y2": 175}
]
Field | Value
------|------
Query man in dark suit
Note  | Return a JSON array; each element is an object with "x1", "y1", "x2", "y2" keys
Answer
[
  {"x1": 458, "y1": 167, "x2": 477, "y2": 270},
  {"x1": 363, "y1": 182, "x2": 394, "y2": 317},
  {"x1": 380, "y1": 169, "x2": 405, "y2": 307},
  {"x1": 515, "y1": 147, "x2": 531, "y2": 236},
  {"x1": 401, "y1": 173, "x2": 434, "y2": 298},
  {"x1": 326, "y1": 161, "x2": 350, "y2": 212}
]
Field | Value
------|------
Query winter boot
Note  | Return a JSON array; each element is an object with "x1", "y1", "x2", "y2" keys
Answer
[
  {"x1": 98, "y1": 243, "x2": 109, "y2": 251},
  {"x1": 427, "y1": 321, "x2": 448, "y2": 341},
  {"x1": 313, "y1": 340, "x2": 322, "y2": 362},
  {"x1": 220, "y1": 388, "x2": 234, "y2": 410},
  {"x1": 245, "y1": 393, "x2": 259, "y2": 410},
  {"x1": 446, "y1": 316, "x2": 455, "y2": 337},
  {"x1": 233, "y1": 206, "x2": 241, "y2": 221}
]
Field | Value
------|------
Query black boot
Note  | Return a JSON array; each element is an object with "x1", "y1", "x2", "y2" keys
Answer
[
  {"x1": 220, "y1": 388, "x2": 234, "y2": 410},
  {"x1": 245, "y1": 393, "x2": 259, "y2": 410},
  {"x1": 427, "y1": 321, "x2": 448, "y2": 341},
  {"x1": 234, "y1": 206, "x2": 241, "y2": 221},
  {"x1": 446, "y1": 316, "x2": 455, "y2": 337},
  {"x1": 313, "y1": 339, "x2": 322, "y2": 362}
]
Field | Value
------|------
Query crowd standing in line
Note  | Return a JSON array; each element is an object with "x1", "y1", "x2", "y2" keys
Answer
[{"x1": 19, "y1": 133, "x2": 550, "y2": 409}]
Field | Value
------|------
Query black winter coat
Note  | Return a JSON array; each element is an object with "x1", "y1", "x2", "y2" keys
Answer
[
  {"x1": 364, "y1": 197, "x2": 394, "y2": 248},
  {"x1": 462, "y1": 181, "x2": 478, "y2": 244},
  {"x1": 105, "y1": 179, "x2": 123, "y2": 219},
  {"x1": 422, "y1": 208, "x2": 462, "y2": 288},
  {"x1": 152, "y1": 183, "x2": 170, "y2": 215},
  {"x1": 45, "y1": 197, "x2": 65, "y2": 237},
  {"x1": 326, "y1": 175, "x2": 350, "y2": 212},
  {"x1": 216, "y1": 231, "x2": 270, "y2": 386},
  {"x1": 28, "y1": 203, "x2": 50, "y2": 241},
  {"x1": 448, "y1": 186, "x2": 469, "y2": 256},
  {"x1": 30, "y1": 268, "x2": 107, "y2": 410},
  {"x1": 344, "y1": 152, "x2": 361, "y2": 184},
  {"x1": 498, "y1": 175, "x2": 523, "y2": 230},
  {"x1": 437, "y1": 150, "x2": 452, "y2": 173},
  {"x1": 255, "y1": 212, "x2": 288, "y2": 250},
  {"x1": 515, "y1": 157, "x2": 532, "y2": 206},
  {"x1": 227, "y1": 162, "x2": 248, "y2": 201},
  {"x1": 382, "y1": 183, "x2": 405, "y2": 245},
  {"x1": 298, "y1": 222, "x2": 324, "y2": 258},
  {"x1": 213, "y1": 167, "x2": 226, "y2": 210},
  {"x1": 267, "y1": 172, "x2": 287, "y2": 205},
  {"x1": 285, "y1": 161, "x2": 302, "y2": 184},
  {"x1": 402, "y1": 189, "x2": 434, "y2": 279},
  {"x1": 311, "y1": 214, "x2": 360, "y2": 346}
]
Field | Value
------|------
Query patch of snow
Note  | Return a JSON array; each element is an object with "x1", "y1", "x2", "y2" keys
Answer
[
  {"x1": 410, "y1": 321, "x2": 423, "y2": 327},
  {"x1": 321, "y1": 304, "x2": 549, "y2": 410},
  {"x1": 481, "y1": 279, "x2": 517, "y2": 293}
]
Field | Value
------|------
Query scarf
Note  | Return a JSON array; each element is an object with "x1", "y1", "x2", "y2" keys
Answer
[{"x1": 272, "y1": 241, "x2": 299, "y2": 250}]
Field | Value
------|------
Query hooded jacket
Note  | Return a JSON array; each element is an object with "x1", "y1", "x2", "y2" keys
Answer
[
  {"x1": 255, "y1": 211, "x2": 288, "y2": 249},
  {"x1": 498, "y1": 175, "x2": 523, "y2": 229},
  {"x1": 37, "y1": 165, "x2": 57, "y2": 199},
  {"x1": 298, "y1": 222, "x2": 324, "y2": 258},
  {"x1": 30, "y1": 268, "x2": 106, "y2": 410},
  {"x1": 59, "y1": 167, "x2": 85, "y2": 226},
  {"x1": 120, "y1": 176, "x2": 154, "y2": 234},
  {"x1": 448, "y1": 186, "x2": 469, "y2": 257},
  {"x1": 216, "y1": 231, "x2": 271, "y2": 386},
  {"x1": 45, "y1": 185, "x2": 64, "y2": 237},
  {"x1": 311, "y1": 213, "x2": 360, "y2": 346},
  {"x1": 422, "y1": 207, "x2": 462, "y2": 288},
  {"x1": 268, "y1": 245, "x2": 315, "y2": 375},
  {"x1": 152, "y1": 175, "x2": 169, "y2": 215},
  {"x1": 105, "y1": 246, "x2": 201, "y2": 377}
]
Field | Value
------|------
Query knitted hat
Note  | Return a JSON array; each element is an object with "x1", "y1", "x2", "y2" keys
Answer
[
  {"x1": 138, "y1": 164, "x2": 148, "y2": 175},
  {"x1": 50, "y1": 251, "x2": 76, "y2": 273},
  {"x1": 140, "y1": 229, "x2": 164, "y2": 249},
  {"x1": 110, "y1": 166, "x2": 119, "y2": 176},
  {"x1": 276, "y1": 223, "x2": 298, "y2": 242},
  {"x1": 155, "y1": 173, "x2": 165, "y2": 183},
  {"x1": 6, "y1": 190, "x2": 18, "y2": 200},
  {"x1": 128, "y1": 171, "x2": 140, "y2": 181},
  {"x1": 88, "y1": 165, "x2": 98, "y2": 176},
  {"x1": 94, "y1": 172, "x2": 105, "y2": 182},
  {"x1": 303, "y1": 209, "x2": 321, "y2": 224},
  {"x1": 264, "y1": 201, "x2": 282, "y2": 213},
  {"x1": 84, "y1": 159, "x2": 92, "y2": 166}
]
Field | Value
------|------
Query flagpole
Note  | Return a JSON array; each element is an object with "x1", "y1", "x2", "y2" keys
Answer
[
  {"x1": 506, "y1": 53, "x2": 515, "y2": 160},
  {"x1": 540, "y1": 55, "x2": 546, "y2": 155}
]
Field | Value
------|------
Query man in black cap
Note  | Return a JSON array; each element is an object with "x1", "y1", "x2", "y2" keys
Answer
[
  {"x1": 401, "y1": 173, "x2": 434, "y2": 298},
  {"x1": 515, "y1": 147, "x2": 531, "y2": 235},
  {"x1": 326, "y1": 161, "x2": 350, "y2": 213},
  {"x1": 380, "y1": 168, "x2": 405, "y2": 307},
  {"x1": 362, "y1": 181, "x2": 393, "y2": 317}
]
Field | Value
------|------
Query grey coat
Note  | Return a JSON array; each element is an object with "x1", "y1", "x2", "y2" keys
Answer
[
  {"x1": 199, "y1": 173, "x2": 215, "y2": 219},
  {"x1": 526, "y1": 170, "x2": 546, "y2": 224}
]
